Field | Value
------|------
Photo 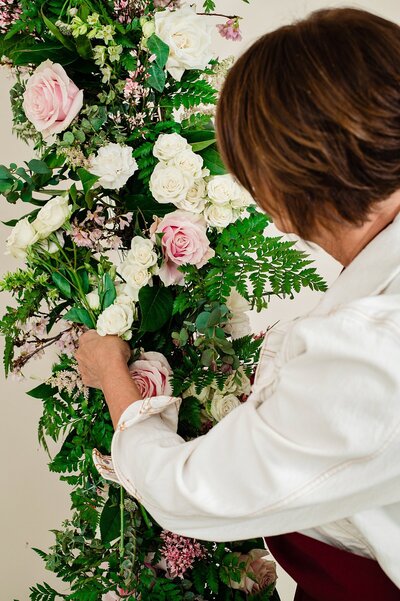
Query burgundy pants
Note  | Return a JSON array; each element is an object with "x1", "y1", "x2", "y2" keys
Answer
[{"x1": 264, "y1": 533, "x2": 400, "y2": 601}]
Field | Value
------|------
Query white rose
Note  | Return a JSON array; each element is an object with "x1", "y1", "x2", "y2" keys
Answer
[
  {"x1": 176, "y1": 178, "x2": 206, "y2": 213},
  {"x1": 155, "y1": 5, "x2": 213, "y2": 81},
  {"x1": 149, "y1": 162, "x2": 192, "y2": 205},
  {"x1": 96, "y1": 302, "x2": 134, "y2": 339},
  {"x1": 204, "y1": 202, "x2": 235, "y2": 228},
  {"x1": 5, "y1": 217, "x2": 39, "y2": 259},
  {"x1": 231, "y1": 186, "x2": 255, "y2": 209},
  {"x1": 33, "y1": 196, "x2": 72, "y2": 239},
  {"x1": 127, "y1": 237, "x2": 158, "y2": 269},
  {"x1": 89, "y1": 143, "x2": 138, "y2": 190},
  {"x1": 153, "y1": 133, "x2": 189, "y2": 161},
  {"x1": 171, "y1": 148, "x2": 203, "y2": 179},
  {"x1": 86, "y1": 290, "x2": 100, "y2": 310},
  {"x1": 119, "y1": 261, "x2": 150, "y2": 291},
  {"x1": 225, "y1": 288, "x2": 252, "y2": 340},
  {"x1": 210, "y1": 393, "x2": 241, "y2": 421},
  {"x1": 207, "y1": 174, "x2": 241, "y2": 205}
]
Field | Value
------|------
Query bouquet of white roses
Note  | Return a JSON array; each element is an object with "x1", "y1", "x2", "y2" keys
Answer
[{"x1": 0, "y1": 1, "x2": 326, "y2": 599}]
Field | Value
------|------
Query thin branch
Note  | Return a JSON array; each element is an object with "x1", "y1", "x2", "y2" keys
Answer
[{"x1": 197, "y1": 12, "x2": 238, "y2": 19}]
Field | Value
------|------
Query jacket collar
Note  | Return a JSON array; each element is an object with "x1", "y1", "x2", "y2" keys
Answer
[{"x1": 311, "y1": 212, "x2": 400, "y2": 316}]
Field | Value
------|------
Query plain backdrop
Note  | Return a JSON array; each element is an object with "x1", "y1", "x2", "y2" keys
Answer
[{"x1": 1, "y1": 0, "x2": 399, "y2": 599}]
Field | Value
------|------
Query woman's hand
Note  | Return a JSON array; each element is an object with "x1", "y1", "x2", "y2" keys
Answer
[{"x1": 75, "y1": 330, "x2": 131, "y2": 390}]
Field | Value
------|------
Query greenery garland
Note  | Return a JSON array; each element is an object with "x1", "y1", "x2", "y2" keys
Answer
[{"x1": 0, "y1": 1, "x2": 326, "y2": 599}]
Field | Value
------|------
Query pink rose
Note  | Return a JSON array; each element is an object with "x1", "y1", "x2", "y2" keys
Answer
[
  {"x1": 152, "y1": 210, "x2": 215, "y2": 286},
  {"x1": 229, "y1": 549, "x2": 277, "y2": 594},
  {"x1": 129, "y1": 351, "x2": 173, "y2": 397},
  {"x1": 23, "y1": 60, "x2": 83, "y2": 137}
]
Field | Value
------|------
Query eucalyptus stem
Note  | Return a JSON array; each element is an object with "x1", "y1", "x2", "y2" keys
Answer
[{"x1": 120, "y1": 486, "x2": 125, "y2": 559}]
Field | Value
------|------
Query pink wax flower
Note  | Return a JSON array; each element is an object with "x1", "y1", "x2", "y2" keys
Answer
[
  {"x1": 160, "y1": 530, "x2": 207, "y2": 579},
  {"x1": 129, "y1": 351, "x2": 173, "y2": 397},
  {"x1": 113, "y1": 0, "x2": 131, "y2": 23},
  {"x1": 151, "y1": 210, "x2": 214, "y2": 286},
  {"x1": 217, "y1": 17, "x2": 242, "y2": 42},
  {"x1": 0, "y1": 0, "x2": 22, "y2": 34},
  {"x1": 22, "y1": 60, "x2": 83, "y2": 138}
]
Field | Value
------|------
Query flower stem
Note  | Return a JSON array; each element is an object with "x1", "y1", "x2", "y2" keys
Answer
[
  {"x1": 120, "y1": 486, "x2": 125, "y2": 559},
  {"x1": 197, "y1": 12, "x2": 238, "y2": 19},
  {"x1": 139, "y1": 503, "x2": 152, "y2": 529}
]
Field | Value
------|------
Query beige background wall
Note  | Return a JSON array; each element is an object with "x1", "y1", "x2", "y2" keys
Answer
[{"x1": 0, "y1": 1, "x2": 399, "y2": 599}]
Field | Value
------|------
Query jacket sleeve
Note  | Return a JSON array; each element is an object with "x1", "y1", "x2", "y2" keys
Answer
[{"x1": 96, "y1": 309, "x2": 400, "y2": 541}]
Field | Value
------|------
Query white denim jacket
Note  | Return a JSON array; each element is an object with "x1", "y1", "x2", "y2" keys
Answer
[{"x1": 94, "y1": 213, "x2": 400, "y2": 587}]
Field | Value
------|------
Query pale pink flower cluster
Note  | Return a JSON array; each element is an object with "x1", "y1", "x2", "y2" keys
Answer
[
  {"x1": 57, "y1": 326, "x2": 84, "y2": 355},
  {"x1": 47, "y1": 367, "x2": 89, "y2": 400},
  {"x1": 123, "y1": 63, "x2": 149, "y2": 104},
  {"x1": 0, "y1": 0, "x2": 22, "y2": 34},
  {"x1": 160, "y1": 530, "x2": 207, "y2": 578},
  {"x1": 217, "y1": 18, "x2": 242, "y2": 42},
  {"x1": 113, "y1": 0, "x2": 132, "y2": 23},
  {"x1": 70, "y1": 205, "x2": 132, "y2": 250}
]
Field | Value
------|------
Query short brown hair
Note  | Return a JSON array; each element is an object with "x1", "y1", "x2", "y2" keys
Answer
[{"x1": 216, "y1": 8, "x2": 400, "y2": 238}]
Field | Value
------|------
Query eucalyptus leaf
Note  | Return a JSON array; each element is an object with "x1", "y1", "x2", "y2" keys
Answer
[{"x1": 28, "y1": 159, "x2": 52, "y2": 175}]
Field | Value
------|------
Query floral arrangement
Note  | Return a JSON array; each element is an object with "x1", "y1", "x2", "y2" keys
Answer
[{"x1": 0, "y1": 1, "x2": 327, "y2": 600}]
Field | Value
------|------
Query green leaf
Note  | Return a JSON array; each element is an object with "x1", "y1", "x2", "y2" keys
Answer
[
  {"x1": 51, "y1": 272, "x2": 72, "y2": 298},
  {"x1": 0, "y1": 165, "x2": 12, "y2": 179},
  {"x1": 1, "y1": 218, "x2": 18, "y2": 227},
  {"x1": 41, "y1": 7, "x2": 75, "y2": 51},
  {"x1": 139, "y1": 286, "x2": 174, "y2": 332},
  {"x1": 0, "y1": 180, "x2": 13, "y2": 194},
  {"x1": 63, "y1": 307, "x2": 95, "y2": 328},
  {"x1": 200, "y1": 146, "x2": 226, "y2": 175},
  {"x1": 62, "y1": 131, "x2": 74, "y2": 145},
  {"x1": 78, "y1": 269, "x2": 90, "y2": 294},
  {"x1": 28, "y1": 159, "x2": 52, "y2": 175},
  {"x1": 3, "y1": 335, "x2": 14, "y2": 377},
  {"x1": 27, "y1": 383, "x2": 55, "y2": 399},
  {"x1": 76, "y1": 35, "x2": 92, "y2": 60},
  {"x1": 190, "y1": 138, "x2": 216, "y2": 152},
  {"x1": 147, "y1": 63, "x2": 167, "y2": 93},
  {"x1": 101, "y1": 273, "x2": 116, "y2": 310},
  {"x1": 147, "y1": 34, "x2": 169, "y2": 69},
  {"x1": 100, "y1": 498, "x2": 121, "y2": 545},
  {"x1": 77, "y1": 168, "x2": 99, "y2": 195},
  {"x1": 195, "y1": 311, "x2": 211, "y2": 333}
]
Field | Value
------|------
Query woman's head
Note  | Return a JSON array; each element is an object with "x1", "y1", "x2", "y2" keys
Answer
[{"x1": 216, "y1": 8, "x2": 400, "y2": 239}]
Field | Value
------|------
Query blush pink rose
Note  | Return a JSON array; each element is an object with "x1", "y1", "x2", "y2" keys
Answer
[
  {"x1": 23, "y1": 60, "x2": 83, "y2": 137},
  {"x1": 129, "y1": 351, "x2": 173, "y2": 397},
  {"x1": 229, "y1": 549, "x2": 277, "y2": 594},
  {"x1": 152, "y1": 210, "x2": 215, "y2": 286}
]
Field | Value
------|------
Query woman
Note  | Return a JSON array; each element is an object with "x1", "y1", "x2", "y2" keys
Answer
[{"x1": 76, "y1": 8, "x2": 400, "y2": 600}]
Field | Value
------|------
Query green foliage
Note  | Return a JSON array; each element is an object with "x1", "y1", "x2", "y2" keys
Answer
[
  {"x1": 29, "y1": 582, "x2": 60, "y2": 601},
  {"x1": 139, "y1": 285, "x2": 174, "y2": 332},
  {"x1": 0, "y1": 2, "x2": 325, "y2": 600}
]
